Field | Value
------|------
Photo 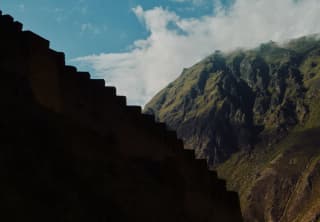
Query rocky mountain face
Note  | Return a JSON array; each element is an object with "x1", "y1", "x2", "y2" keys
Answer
[{"x1": 144, "y1": 35, "x2": 320, "y2": 222}]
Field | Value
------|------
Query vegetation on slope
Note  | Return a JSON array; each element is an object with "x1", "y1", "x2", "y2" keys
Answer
[{"x1": 144, "y1": 35, "x2": 320, "y2": 222}]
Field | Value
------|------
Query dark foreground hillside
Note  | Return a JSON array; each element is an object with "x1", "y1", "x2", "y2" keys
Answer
[
  {"x1": 0, "y1": 11, "x2": 243, "y2": 222},
  {"x1": 145, "y1": 35, "x2": 320, "y2": 222}
]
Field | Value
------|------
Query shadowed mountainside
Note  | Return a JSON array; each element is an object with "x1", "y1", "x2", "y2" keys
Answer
[
  {"x1": 144, "y1": 35, "x2": 320, "y2": 222},
  {"x1": 0, "y1": 11, "x2": 243, "y2": 222}
]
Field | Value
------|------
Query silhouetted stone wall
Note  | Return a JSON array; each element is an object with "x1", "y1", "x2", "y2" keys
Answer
[{"x1": 0, "y1": 11, "x2": 243, "y2": 222}]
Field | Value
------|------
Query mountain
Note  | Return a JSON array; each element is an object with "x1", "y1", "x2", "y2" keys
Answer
[{"x1": 144, "y1": 35, "x2": 320, "y2": 222}]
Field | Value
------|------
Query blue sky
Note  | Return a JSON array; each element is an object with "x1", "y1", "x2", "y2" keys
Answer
[
  {"x1": 1, "y1": 0, "x2": 222, "y2": 59},
  {"x1": 2, "y1": 0, "x2": 320, "y2": 105}
]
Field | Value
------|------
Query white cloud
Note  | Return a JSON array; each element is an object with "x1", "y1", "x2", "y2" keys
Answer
[
  {"x1": 80, "y1": 23, "x2": 101, "y2": 35},
  {"x1": 73, "y1": 0, "x2": 320, "y2": 106},
  {"x1": 171, "y1": 0, "x2": 206, "y2": 5}
]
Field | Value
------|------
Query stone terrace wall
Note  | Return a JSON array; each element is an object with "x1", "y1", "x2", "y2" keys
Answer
[{"x1": 0, "y1": 11, "x2": 243, "y2": 222}]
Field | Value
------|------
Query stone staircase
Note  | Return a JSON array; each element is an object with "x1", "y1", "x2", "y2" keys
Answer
[{"x1": 0, "y1": 11, "x2": 243, "y2": 222}]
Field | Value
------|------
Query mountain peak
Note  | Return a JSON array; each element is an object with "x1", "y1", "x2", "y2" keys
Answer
[{"x1": 144, "y1": 34, "x2": 320, "y2": 221}]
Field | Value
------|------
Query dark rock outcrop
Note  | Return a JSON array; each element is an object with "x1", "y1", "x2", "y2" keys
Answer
[{"x1": 0, "y1": 11, "x2": 243, "y2": 222}]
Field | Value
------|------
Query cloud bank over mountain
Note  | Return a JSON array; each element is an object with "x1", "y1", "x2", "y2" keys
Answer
[{"x1": 74, "y1": 0, "x2": 320, "y2": 105}]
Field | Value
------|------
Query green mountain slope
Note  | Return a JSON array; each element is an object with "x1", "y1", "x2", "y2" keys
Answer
[{"x1": 144, "y1": 35, "x2": 320, "y2": 222}]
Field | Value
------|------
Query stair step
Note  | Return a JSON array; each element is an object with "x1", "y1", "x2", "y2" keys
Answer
[
  {"x1": 208, "y1": 170, "x2": 218, "y2": 180},
  {"x1": 65, "y1": 65, "x2": 77, "y2": 73},
  {"x1": 126, "y1": 106, "x2": 142, "y2": 116},
  {"x1": 1, "y1": 14, "x2": 13, "y2": 24},
  {"x1": 104, "y1": 86, "x2": 116, "y2": 96},
  {"x1": 140, "y1": 114, "x2": 155, "y2": 127},
  {"x1": 90, "y1": 79, "x2": 105, "y2": 88},
  {"x1": 142, "y1": 113, "x2": 154, "y2": 122},
  {"x1": 150, "y1": 122, "x2": 167, "y2": 136},
  {"x1": 114, "y1": 96, "x2": 126, "y2": 106},
  {"x1": 62, "y1": 66, "x2": 84, "y2": 96},
  {"x1": 0, "y1": 15, "x2": 22, "y2": 38},
  {"x1": 63, "y1": 68, "x2": 90, "y2": 97},
  {"x1": 63, "y1": 66, "x2": 91, "y2": 96},
  {"x1": 184, "y1": 149, "x2": 195, "y2": 161},
  {"x1": 214, "y1": 179, "x2": 227, "y2": 192},
  {"x1": 166, "y1": 130, "x2": 180, "y2": 153},
  {"x1": 195, "y1": 159, "x2": 208, "y2": 171},
  {"x1": 176, "y1": 139, "x2": 184, "y2": 149},
  {"x1": 77, "y1": 72, "x2": 90, "y2": 81},
  {"x1": 89, "y1": 79, "x2": 105, "y2": 100},
  {"x1": 22, "y1": 31, "x2": 50, "y2": 50},
  {"x1": 167, "y1": 130, "x2": 177, "y2": 138},
  {"x1": 226, "y1": 191, "x2": 240, "y2": 207},
  {"x1": 171, "y1": 138, "x2": 185, "y2": 155},
  {"x1": 13, "y1": 21, "x2": 23, "y2": 32},
  {"x1": 48, "y1": 49, "x2": 65, "y2": 67}
]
